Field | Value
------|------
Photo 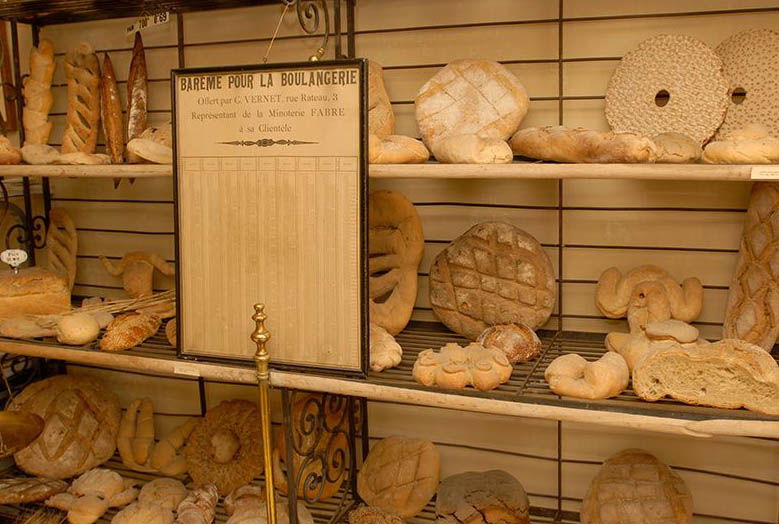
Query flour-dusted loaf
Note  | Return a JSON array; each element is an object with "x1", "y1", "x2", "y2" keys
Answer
[
  {"x1": 369, "y1": 134, "x2": 429, "y2": 164},
  {"x1": 369, "y1": 190, "x2": 424, "y2": 335},
  {"x1": 431, "y1": 134, "x2": 513, "y2": 164},
  {"x1": 23, "y1": 39, "x2": 56, "y2": 145},
  {"x1": 509, "y1": 126, "x2": 657, "y2": 163},
  {"x1": 357, "y1": 436, "x2": 440, "y2": 519},
  {"x1": 0, "y1": 477, "x2": 68, "y2": 504},
  {"x1": 101, "y1": 53, "x2": 124, "y2": 163},
  {"x1": 368, "y1": 61, "x2": 395, "y2": 138},
  {"x1": 413, "y1": 342, "x2": 513, "y2": 391},
  {"x1": 605, "y1": 34, "x2": 728, "y2": 145},
  {"x1": 715, "y1": 29, "x2": 779, "y2": 140},
  {"x1": 702, "y1": 123, "x2": 779, "y2": 164},
  {"x1": 477, "y1": 323, "x2": 541, "y2": 363},
  {"x1": 436, "y1": 470, "x2": 530, "y2": 524},
  {"x1": 9, "y1": 375, "x2": 121, "y2": 479},
  {"x1": 429, "y1": 222, "x2": 555, "y2": 340},
  {"x1": 415, "y1": 59, "x2": 529, "y2": 147},
  {"x1": 544, "y1": 352, "x2": 629, "y2": 400},
  {"x1": 633, "y1": 339, "x2": 779, "y2": 415},
  {"x1": 724, "y1": 182, "x2": 779, "y2": 350},
  {"x1": 126, "y1": 32, "x2": 148, "y2": 162},
  {"x1": 174, "y1": 484, "x2": 218, "y2": 524},
  {"x1": 21, "y1": 143, "x2": 60, "y2": 164},
  {"x1": 62, "y1": 42, "x2": 101, "y2": 154},
  {"x1": 581, "y1": 449, "x2": 693, "y2": 524},
  {"x1": 100, "y1": 312, "x2": 161, "y2": 352},
  {"x1": 652, "y1": 132, "x2": 701, "y2": 163},
  {"x1": 138, "y1": 479, "x2": 188, "y2": 511}
]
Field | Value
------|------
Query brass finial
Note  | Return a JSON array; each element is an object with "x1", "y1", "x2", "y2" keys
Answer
[{"x1": 252, "y1": 303, "x2": 271, "y2": 381}]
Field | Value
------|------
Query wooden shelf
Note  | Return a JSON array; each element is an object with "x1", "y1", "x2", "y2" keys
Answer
[
  {"x1": 2, "y1": 324, "x2": 777, "y2": 439},
  {"x1": 0, "y1": 162, "x2": 770, "y2": 181},
  {"x1": 0, "y1": 164, "x2": 172, "y2": 178}
]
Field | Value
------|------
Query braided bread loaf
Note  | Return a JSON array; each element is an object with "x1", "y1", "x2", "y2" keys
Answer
[
  {"x1": 62, "y1": 43, "x2": 101, "y2": 154},
  {"x1": 47, "y1": 208, "x2": 78, "y2": 291},
  {"x1": 723, "y1": 183, "x2": 779, "y2": 350},
  {"x1": 22, "y1": 39, "x2": 55, "y2": 145}
]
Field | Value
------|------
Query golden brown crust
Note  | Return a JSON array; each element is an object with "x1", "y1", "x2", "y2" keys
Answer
[
  {"x1": 101, "y1": 53, "x2": 124, "y2": 163},
  {"x1": 47, "y1": 208, "x2": 78, "y2": 291},
  {"x1": 126, "y1": 32, "x2": 148, "y2": 162},
  {"x1": 0, "y1": 477, "x2": 68, "y2": 504},
  {"x1": 23, "y1": 39, "x2": 55, "y2": 145},
  {"x1": 99, "y1": 312, "x2": 161, "y2": 352},
  {"x1": 165, "y1": 318, "x2": 177, "y2": 347},
  {"x1": 0, "y1": 266, "x2": 70, "y2": 319},
  {"x1": 62, "y1": 42, "x2": 101, "y2": 154}
]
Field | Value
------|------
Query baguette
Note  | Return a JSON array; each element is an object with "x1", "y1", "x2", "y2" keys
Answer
[
  {"x1": 100, "y1": 53, "x2": 124, "y2": 163},
  {"x1": 62, "y1": 42, "x2": 101, "y2": 154},
  {"x1": 22, "y1": 39, "x2": 56, "y2": 145},
  {"x1": 126, "y1": 32, "x2": 148, "y2": 162}
]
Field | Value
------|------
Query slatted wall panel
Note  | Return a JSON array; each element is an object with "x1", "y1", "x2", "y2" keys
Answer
[{"x1": 12, "y1": 1, "x2": 778, "y2": 522}]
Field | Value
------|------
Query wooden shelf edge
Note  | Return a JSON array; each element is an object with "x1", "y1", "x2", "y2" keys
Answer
[
  {"x1": 369, "y1": 162, "x2": 757, "y2": 180},
  {"x1": 0, "y1": 339, "x2": 256, "y2": 383},
  {"x1": 0, "y1": 164, "x2": 172, "y2": 178},
  {"x1": 269, "y1": 371, "x2": 779, "y2": 439}
]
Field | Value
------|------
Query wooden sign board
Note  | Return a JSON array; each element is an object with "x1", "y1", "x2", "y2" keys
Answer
[{"x1": 172, "y1": 60, "x2": 367, "y2": 375}]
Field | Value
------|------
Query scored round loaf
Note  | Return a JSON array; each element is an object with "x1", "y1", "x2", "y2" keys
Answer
[
  {"x1": 415, "y1": 59, "x2": 529, "y2": 147},
  {"x1": 9, "y1": 375, "x2": 121, "y2": 479},
  {"x1": 436, "y1": 470, "x2": 530, "y2": 524},
  {"x1": 184, "y1": 400, "x2": 263, "y2": 496},
  {"x1": 429, "y1": 222, "x2": 555, "y2": 340},
  {"x1": 605, "y1": 35, "x2": 728, "y2": 145},
  {"x1": 581, "y1": 449, "x2": 693, "y2": 524},
  {"x1": 477, "y1": 323, "x2": 542, "y2": 363},
  {"x1": 357, "y1": 435, "x2": 440, "y2": 519},
  {"x1": 715, "y1": 29, "x2": 779, "y2": 140},
  {"x1": 369, "y1": 190, "x2": 424, "y2": 335}
]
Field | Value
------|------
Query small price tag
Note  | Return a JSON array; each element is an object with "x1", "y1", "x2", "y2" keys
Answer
[
  {"x1": 750, "y1": 166, "x2": 779, "y2": 180},
  {"x1": 173, "y1": 362, "x2": 201, "y2": 377},
  {"x1": 126, "y1": 11, "x2": 171, "y2": 37},
  {"x1": 1, "y1": 249, "x2": 27, "y2": 272}
]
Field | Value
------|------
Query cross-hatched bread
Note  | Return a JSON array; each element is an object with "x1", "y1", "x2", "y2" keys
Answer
[
  {"x1": 632, "y1": 339, "x2": 779, "y2": 415},
  {"x1": 429, "y1": 222, "x2": 555, "y2": 340},
  {"x1": 415, "y1": 59, "x2": 529, "y2": 147},
  {"x1": 581, "y1": 449, "x2": 693, "y2": 524},
  {"x1": 0, "y1": 477, "x2": 68, "y2": 504},
  {"x1": 509, "y1": 126, "x2": 657, "y2": 163},
  {"x1": 99, "y1": 312, "x2": 161, "y2": 352},
  {"x1": 357, "y1": 435, "x2": 440, "y2": 519},
  {"x1": 62, "y1": 42, "x2": 101, "y2": 154},
  {"x1": 272, "y1": 392, "x2": 348, "y2": 501},
  {"x1": 723, "y1": 182, "x2": 779, "y2": 350},
  {"x1": 23, "y1": 39, "x2": 56, "y2": 145},
  {"x1": 369, "y1": 61, "x2": 395, "y2": 137},
  {"x1": 369, "y1": 190, "x2": 424, "y2": 335},
  {"x1": 412, "y1": 342, "x2": 512, "y2": 391},
  {"x1": 9, "y1": 375, "x2": 120, "y2": 478},
  {"x1": 436, "y1": 470, "x2": 530, "y2": 524}
]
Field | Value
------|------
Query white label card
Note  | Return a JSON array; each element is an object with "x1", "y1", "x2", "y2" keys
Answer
[
  {"x1": 126, "y1": 12, "x2": 171, "y2": 37},
  {"x1": 0, "y1": 249, "x2": 27, "y2": 269},
  {"x1": 750, "y1": 166, "x2": 779, "y2": 180}
]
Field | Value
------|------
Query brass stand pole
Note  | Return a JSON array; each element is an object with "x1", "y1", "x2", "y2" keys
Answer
[{"x1": 252, "y1": 303, "x2": 277, "y2": 524}]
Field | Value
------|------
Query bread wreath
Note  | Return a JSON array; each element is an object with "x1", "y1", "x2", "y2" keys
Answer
[{"x1": 184, "y1": 400, "x2": 263, "y2": 496}]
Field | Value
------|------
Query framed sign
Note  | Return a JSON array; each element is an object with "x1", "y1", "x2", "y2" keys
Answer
[{"x1": 172, "y1": 59, "x2": 368, "y2": 375}]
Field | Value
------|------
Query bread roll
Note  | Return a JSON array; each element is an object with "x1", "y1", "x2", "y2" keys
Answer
[
  {"x1": 368, "y1": 134, "x2": 429, "y2": 164},
  {"x1": 101, "y1": 53, "x2": 124, "y2": 163},
  {"x1": 126, "y1": 32, "x2": 148, "y2": 162},
  {"x1": 62, "y1": 42, "x2": 101, "y2": 154},
  {"x1": 431, "y1": 134, "x2": 513, "y2": 164},
  {"x1": 510, "y1": 126, "x2": 657, "y2": 163},
  {"x1": 23, "y1": 39, "x2": 55, "y2": 145}
]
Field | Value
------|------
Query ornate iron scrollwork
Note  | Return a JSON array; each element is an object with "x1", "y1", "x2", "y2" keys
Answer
[
  {"x1": 5, "y1": 214, "x2": 47, "y2": 250},
  {"x1": 278, "y1": 389, "x2": 364, "y2": 523},
  {"x1": 283, "y1": 0, "x2": 330, "y2": 61}
]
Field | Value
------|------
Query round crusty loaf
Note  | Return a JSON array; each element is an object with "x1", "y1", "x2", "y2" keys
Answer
[
  {"x1": 429, "y1": 222, "x2": 555, "y2": 340},
  {"x1": 605, "y1": 34, "x2": 728, "y2": 145},
  {"x1": 369, "y1": 190, "x2": 424, "y2": 335},
  {"x1": 357, "y1": 436, "x2": 440, "y2": 519},
  {"x1": 9, "y1": 375, "x2": 121, "y2": 479},
  {"x1": 652, "y1": 132, "x2": 701, "y2": 164},
  {"x1": 415, "y1": 59, "x2": 529, "y2": 147},
  {"x1": 436, "y1": 470, "x2": 530, "y2": 524},
  {"x1": 581, "y1": 449, "x2": 693, "y2": 524},
  {"x1": 715, "y1": 29, "x2": 779, "y2": 140}
]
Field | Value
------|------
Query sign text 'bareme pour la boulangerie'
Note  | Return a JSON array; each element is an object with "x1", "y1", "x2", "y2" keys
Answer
[{"x1": 173, "y1": 61, "x2": 367, "y2": 374}]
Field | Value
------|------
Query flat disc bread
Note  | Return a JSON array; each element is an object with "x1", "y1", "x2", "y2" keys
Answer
[
  {"x1": 714, "y1": 29, "x2": 779, "y2": 140},
  {"x1": 605, "y1": 34, "x2": 728, "y2": 145}
]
